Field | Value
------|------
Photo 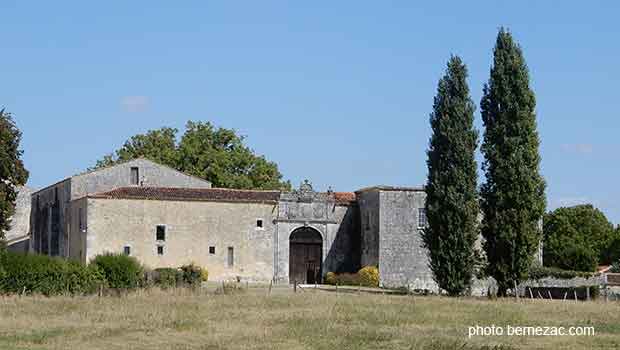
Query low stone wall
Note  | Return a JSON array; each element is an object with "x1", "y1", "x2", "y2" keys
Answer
[
  {"x1": 404, "y1": 277, "x2": 498, "y2": 297},
  {"x1": 521, "y1": 275, "x2": 604, "y2": 288}
]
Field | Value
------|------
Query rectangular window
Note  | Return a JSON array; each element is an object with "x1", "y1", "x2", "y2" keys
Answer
[
  {"x1": 418, "y1": 208, "x2": 428, "y2": 228},
  {"x1": 157, "y1": 246, "x2": 164, "y2": 256},
  {"x1": 209, "y1": 246, "x2": 215, "y2": 254},
  {"x1": 130, "y1": 167, "x2": 140, "y2": 185},
  {"x1": 78, "y1": 208, "x2": 84, "y2": 231},
  {"x1": 123, "y1": 246, "x2": 131, "y2": 256},
  {"x1": 227, "y1": 247, "x2": 234, "y2": 267},
  {"x1": 256, "y1": 219, "x2": 263, "y2": 228},
  {"x1": 156, "y1": 225, "x2": 166, "y2": 241}
]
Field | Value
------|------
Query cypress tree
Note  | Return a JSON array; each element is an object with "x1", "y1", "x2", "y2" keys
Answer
[
  {"x1": 423, "y1": 56, "x2": 479, "y2": 296},
  {"x1": 480, "y1": 29, "x2": 546, "y2": 296}
]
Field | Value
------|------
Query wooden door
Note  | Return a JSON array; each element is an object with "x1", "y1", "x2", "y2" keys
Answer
[{"x1": 289, "y1": 243, "x2": 322, "y2": 284}]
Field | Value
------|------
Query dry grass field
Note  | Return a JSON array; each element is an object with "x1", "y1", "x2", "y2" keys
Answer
[{"x1": 1, "y1": 286, "x2": 619, "y2": 350}]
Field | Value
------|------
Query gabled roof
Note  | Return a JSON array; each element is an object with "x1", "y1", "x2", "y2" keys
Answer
[
  {"x1": 87, "y1": 186, "x2": 356, "y2": 206},
  {"x1": 89, "y1": 186, "x2": 280, "y2": 203},
  {"x1": 32, "y1": 157, "x2": 211, "y2": 195}
]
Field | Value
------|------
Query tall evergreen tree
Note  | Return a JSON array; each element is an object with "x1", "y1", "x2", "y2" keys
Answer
[
  {"x1": 480, "y1": 29, "x2": 546, "y2": 295},
  {"x1": 0, "y1": 109, "x2": 29, "y2": 247},
  {"x1": 423, "y1": 56, "x2": 479, "y2": 296}
]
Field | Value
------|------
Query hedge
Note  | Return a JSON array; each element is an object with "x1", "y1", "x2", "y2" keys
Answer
[
  {"x1": 148, "y1": 264, "x2": 208, "y2": 289},
  {"x1": 0, "y1": 251, "x2": 104, "y2": 296},
  {"x1": 153, "y1": 268, "x2": 182, "y2": 289}
]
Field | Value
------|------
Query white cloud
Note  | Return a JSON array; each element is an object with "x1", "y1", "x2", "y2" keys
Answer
[
  {"x1": 560, "y1": 143, "x2": 593, "y2": 155},
  {"x1": 120, "y1": 96, "x2": 149, "y2": 113}
]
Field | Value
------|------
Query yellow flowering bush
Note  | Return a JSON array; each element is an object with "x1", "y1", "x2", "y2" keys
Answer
[{"x1": 358, "y1": 266, "x2": 379, "y2": 287}]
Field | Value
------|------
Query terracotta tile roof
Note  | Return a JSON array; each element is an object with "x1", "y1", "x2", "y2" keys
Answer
[
  {"x1": 89, "y1": 187, "x2": 280, "y2": 203},
  {"x1": 334, "y1": 192, "x2": 356, "y2": 205}
]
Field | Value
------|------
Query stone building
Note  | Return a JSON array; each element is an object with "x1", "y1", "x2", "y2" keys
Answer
[
  {"x1": 5, "y1": 186, "x2": 34, "y2": 253},
  {"x1": 29, "y1": 158, "x2": 212, "y2": 258},
  {"x1": 356, "y1": 186, "x2": 432, "y2": 289},
  {"x1": 28, "y1": 158, "x2": 436, "y2": 288}
]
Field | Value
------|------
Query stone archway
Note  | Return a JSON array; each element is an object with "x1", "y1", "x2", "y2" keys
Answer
[{"x1": 289, "y1": 227, "x2": 323, "y2": 284}]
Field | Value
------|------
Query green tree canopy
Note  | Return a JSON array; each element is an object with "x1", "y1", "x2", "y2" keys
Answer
[
  {"x1": 543, "y1": 204, "x2": 616, "y2": 271},
  {"x1": 94, "y1": 121, "x2": 290, "y2": 190},
  {"x1": 0, "y1": 109, "x2": 29, "y2": 246},
  {"x1": 480, "y1": 29, "x2": 546, "y2": 295},
  {"x1": 423, "y1": 56, "x2": 480, "y2": 296}
]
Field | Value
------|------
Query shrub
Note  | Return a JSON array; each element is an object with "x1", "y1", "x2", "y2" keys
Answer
[
  {"x1": 0, "y1": 252, "x2": 104, "y2": 296},
  {"x1": 179, "y1": 263, "x2": 204, "y2": 287},
  {"x1": 90, "y1": 253, "x2": 143, "y2": 290},
  {"x1": 610, "y1": 261, "x2": 620, "y2": 273},
  {"x1": 153, "y1": 268, "x2": 182, "y2": 289},
  {"x1": 322, "y1": 272, "x2": 360, "y2": 286},
  {"x1": 358, "y1": 266, "x2": 379, "y2": 287},
  {"x1": 200, "y1": 268, "x2": 209, "y2": 282},
  {"x1": 324, "y1": 272, "x2": 337, "y2": 285}
]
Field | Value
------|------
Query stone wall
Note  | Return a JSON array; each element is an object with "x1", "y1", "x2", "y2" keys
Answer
[
  {"x1": 71, "y1": 158, "x2": 211, "y2": 199},
  {"x1": 377, "y1": 189, "x2": 434, "y2": 289},
  {"x1": 356, "y1": 190, "x2": 379, "y2": 267},
  {"x1": 5, "y1": 186, "x2": 33, "y2": 242},
  {"x1": 85, "y1": 197, "x2": 276, "y2": 282},
  {"x1": 30, "y1": 180, "x2": 71, "y2": 256}
]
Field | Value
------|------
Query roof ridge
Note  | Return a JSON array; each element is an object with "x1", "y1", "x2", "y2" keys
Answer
[{"x1": 99, "y1": 186, "x2": 281, "y2": 193}]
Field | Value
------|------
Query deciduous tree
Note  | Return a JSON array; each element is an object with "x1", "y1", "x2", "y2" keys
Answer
[
  {"x1": 94, "y1": 121, "x2": 290, "y2": 190},
  {"x1": 0, "y1": 109, "x2": 29, "y2": 247},
  {"x1": 544, "y1": 204, "x2": 616, "y2": 271}
]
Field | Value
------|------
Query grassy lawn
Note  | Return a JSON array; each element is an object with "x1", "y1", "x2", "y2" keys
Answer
[{"x1": 1, "y1": 286, "x2": 619, "y2": 350}]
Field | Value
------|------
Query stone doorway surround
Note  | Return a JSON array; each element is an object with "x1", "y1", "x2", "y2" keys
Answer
[{"x1": 289, "y1": 227, "x2": 323, "y2": 284}]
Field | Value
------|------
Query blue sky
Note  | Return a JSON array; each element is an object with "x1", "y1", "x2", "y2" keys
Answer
[{"x1": 1, "y1": 2, "x2": 619, "y2": 223}]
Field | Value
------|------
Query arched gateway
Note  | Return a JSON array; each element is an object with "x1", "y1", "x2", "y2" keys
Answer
[{"x1": 289, "y1": 227, "x2": 322, "y2": 284}]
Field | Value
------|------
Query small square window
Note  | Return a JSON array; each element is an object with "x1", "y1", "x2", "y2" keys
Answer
[
  {"x1": 123, "y1": 246, "x2": 131, "y2": 256},
  {"x1": 256, "y1": 219, "x2": 263, "y2": 228},
  {"x1": 156, "y1": 225, "x2": 166, "y2": 241},
  {"x1": 157, "y1": 246, "x2": 164, "y2": 256},
  {"x1": 209, "y1": 246, "x2": 215, "y2": 254}
]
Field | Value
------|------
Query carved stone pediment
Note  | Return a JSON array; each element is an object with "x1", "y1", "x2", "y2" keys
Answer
[
  {"x1": 280, "y1": 180, "x2": 335, "y2": 203},
  {"x1": 278, "y1": 180, "x2": 336, "y2": 223}
]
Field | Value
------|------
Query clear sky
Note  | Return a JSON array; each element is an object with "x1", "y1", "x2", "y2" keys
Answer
[{"x1": 1, "y1": 1, "x2": 619, "y2": 223}]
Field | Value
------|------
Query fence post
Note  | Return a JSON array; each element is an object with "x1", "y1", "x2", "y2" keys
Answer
[
  {"x1": 514, "y1": 280, "x2": 519, "y2": 300},
  {"x1": 528, "y1": 287, "x2": 534, "y2": 299},
  {"x1": 574, "y1": 290, "x2": 577, "y2": 301},
  {"x1": 294, "y1": 281, "x2": 297, "y2": 293}
]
